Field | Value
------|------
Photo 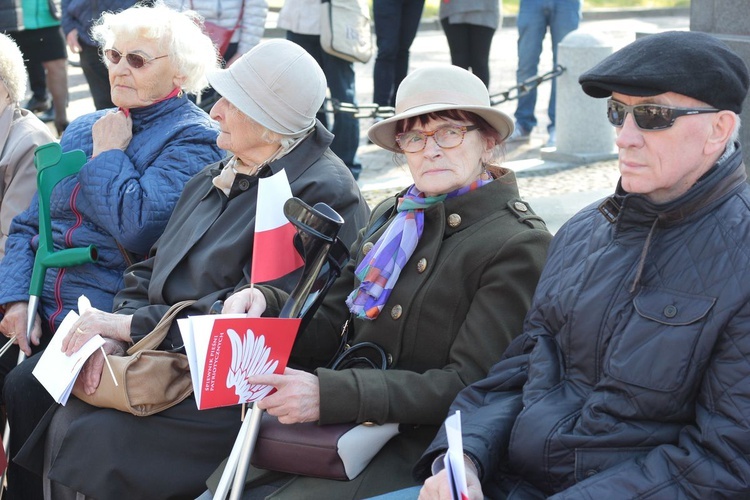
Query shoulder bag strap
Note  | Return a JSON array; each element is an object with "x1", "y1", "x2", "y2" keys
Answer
[
  {"x1": 188, "y1": 0, "x2": 243, "y2": 29},
  {"x1": 116, "y1": 241, "x2": 139, "y2": 268},
  {"x1": 233, "y1": 1, "x2": 245, "y2": 30},
  {"x1": 127, "y1": 299, "x2": 197, "y2": 354}
]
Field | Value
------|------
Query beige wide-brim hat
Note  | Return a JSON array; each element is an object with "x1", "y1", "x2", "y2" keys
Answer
[
  {"x1": 368, "y1": 65, "x2": 514, "y2": 153},
  {"x1": 207, "y1": 39, "x2": 327, "y2": 137}
]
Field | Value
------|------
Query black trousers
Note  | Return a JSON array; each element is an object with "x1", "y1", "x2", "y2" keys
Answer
[
  {"x1": 3, "y1": 352, "x2": 53, "y2": 500},
  {"x1": 78, "y1": 41, "x2": 114, "y2": 110},
  {"x1": 440, "y1": 19, "x2": 497, "y2": 87}
]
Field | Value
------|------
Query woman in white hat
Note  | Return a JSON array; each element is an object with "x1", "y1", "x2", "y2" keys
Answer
[
  {"x1": 219, "y1": 64, "x2": 552, "y2": 498},
  {"x1": 14, "y1": 39, "x2": 369, "y2": 500}
]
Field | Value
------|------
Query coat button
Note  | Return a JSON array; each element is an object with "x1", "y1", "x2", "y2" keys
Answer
[
  {"x1": 585, "y1": 469, "x2": 597, "y2": 478},
  {"x1": 664, "y1": 305, "x2": 677, "y2": 318},
  {"x1": 238, "y1": 178, "x2": 250, "y2": 190},
  {"x1": 416, "y1": 257, "x2": 427, "y2": 273},
  {"x1": 390, "y1": 305, "x2": 402, "y2": 319},
  {"x1": 447, "y1": 213, "x2": 461, "y2": 227},
  {"x1": 386, "y1": 353, "x2": 393, "y2": 366},
  {"x1": 514, "y1": 201, "x2": 528, "y2": 212},
  {"x1": 362, "y1": 242, "x2": 374, "y2": 255}
]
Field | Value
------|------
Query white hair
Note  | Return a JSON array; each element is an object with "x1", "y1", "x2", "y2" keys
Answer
[
  {"x1": 0, "y1": 33, "x2": 28, "y2": 104},
  {"x1": 91, "y1": 1, "x2": 220, "y2": 94}
]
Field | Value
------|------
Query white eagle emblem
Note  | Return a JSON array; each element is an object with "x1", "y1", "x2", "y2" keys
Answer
[{"x1": 225, "y1": 328, "x2": 279, "y2": 404}]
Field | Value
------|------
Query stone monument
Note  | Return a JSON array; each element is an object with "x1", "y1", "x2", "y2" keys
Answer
[
  {"x1": 541, "y1": 31, "x2": 616, "y2": 165},
  {"x1": 691, "y1": 0, "x2": 750, "y2": 170}
]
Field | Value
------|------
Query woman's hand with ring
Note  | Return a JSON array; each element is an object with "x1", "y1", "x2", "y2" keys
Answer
[{"x1": 62, "y1": 310, "x2": 133, "y2": 355}]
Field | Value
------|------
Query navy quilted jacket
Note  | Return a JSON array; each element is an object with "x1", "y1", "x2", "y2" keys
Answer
[
  {"x1": 418, "y1": 144, "x2": 750, "y2": 499},
  {"x1": 0, "y1": 95, "x2": 222, "y2": 333}
]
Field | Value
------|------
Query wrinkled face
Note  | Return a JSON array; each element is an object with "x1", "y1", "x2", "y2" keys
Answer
[
  {"x1": 106, "y1": 37, "x2": 181, "y2": 109},
  {"x1": 209, "y1": 97, "x2": 280, "y2": 165},
  {"x1": 400, "y1": 117, "x2": 494, "y2": 196},
  {"x1": 612, "y1": 91, "x2": 722, "y2": 204}
]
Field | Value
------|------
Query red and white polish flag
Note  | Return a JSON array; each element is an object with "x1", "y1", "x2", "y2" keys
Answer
[{"x1": 251, "y1": 169, "x2": 304, "y2": 284}]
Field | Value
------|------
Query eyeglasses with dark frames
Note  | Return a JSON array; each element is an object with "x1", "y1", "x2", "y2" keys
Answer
[
  {"x1": 103, "y1": 48, "x2": 169, "y2": 69},
  {"x1": 606, "y1": 99, "x2": 720, "y2": 131},
  {"x1": 396, "y1": 125, "x2": 480, "y2": 153}
]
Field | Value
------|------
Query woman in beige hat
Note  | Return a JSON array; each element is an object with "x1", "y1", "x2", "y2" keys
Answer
[
  {"x1": 219, "y1": 64, "x2": 552, "y2": 498},
  {"x1": 13, "y1": 39, "x2": 369, "y2": 500}
]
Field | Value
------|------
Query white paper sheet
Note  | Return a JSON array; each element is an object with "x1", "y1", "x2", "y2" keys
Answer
[
  {"x1": 32, "y1": 306, "x2": 105, "y2": 404},
  {"x1": 443, "y1": 410, "x2": 469, "y2": 500}
]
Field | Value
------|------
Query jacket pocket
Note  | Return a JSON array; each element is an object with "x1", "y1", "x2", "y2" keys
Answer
[{"x1": 605, "y1": 286, "x2": 715, "y2": 392}]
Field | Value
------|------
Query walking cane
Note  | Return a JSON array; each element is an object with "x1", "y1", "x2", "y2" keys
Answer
[
  {"x1": 214, "y1": 198, "x2": 349, "y2": 500},
  {"x1": 1, "y1": 142, "x2": 97, "y2": 493}
]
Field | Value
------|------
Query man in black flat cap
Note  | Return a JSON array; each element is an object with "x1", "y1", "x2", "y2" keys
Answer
[{"x1": 397, "y1": 30, "x2": 750, "y2": 499}]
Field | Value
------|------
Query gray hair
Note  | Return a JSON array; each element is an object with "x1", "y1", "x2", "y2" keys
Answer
[
  {"x1": 0, "y1": 33, "x2": 27, "y2": 104},
  {"x1": 91, "y1": 1, "x2": 219, "y2": 95},
  {"x1": 730, "y1": 114, "x2": 742, "y2": 143}
]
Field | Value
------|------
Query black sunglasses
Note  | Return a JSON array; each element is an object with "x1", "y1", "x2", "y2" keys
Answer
[
  {"x1": 607, "y1": 99, "x2": 720, "y2": 131},
  {"x1": 103, "y1": 48, "x2": 169, "y2": 69}
]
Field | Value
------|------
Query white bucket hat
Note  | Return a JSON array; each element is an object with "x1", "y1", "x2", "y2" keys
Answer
[
  {"x1": 207, "y1": 39, "x2": 327, "y2": 137},
  {"x1": 368, "y1": 65, "x2": 514, "y2": 153}
]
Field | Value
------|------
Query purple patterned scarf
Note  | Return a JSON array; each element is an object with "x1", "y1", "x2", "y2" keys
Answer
[{"x1": 346, "y1": 178, "x2": 492, "y2": 320}]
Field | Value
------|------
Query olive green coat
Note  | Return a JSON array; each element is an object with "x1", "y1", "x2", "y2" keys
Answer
[{"x1": 248, "y1": 168, "x2": 551, "y2": 498}]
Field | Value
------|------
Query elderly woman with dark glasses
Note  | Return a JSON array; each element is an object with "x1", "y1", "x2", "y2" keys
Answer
[
  {"x1": 0, "y1": 3, "x2": 223, "y2": 498},
  {"x1": 210, "y1": 65, "x2": 552, "y2": 499}
]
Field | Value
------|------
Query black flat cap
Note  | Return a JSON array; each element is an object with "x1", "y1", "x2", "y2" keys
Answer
[{"x1": 579, "y1": 30, "x2": 750, "y2": 113}]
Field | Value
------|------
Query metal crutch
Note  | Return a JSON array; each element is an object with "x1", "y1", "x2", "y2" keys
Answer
[
  {"x1": 1, "y1": 142, "x2": 98, "y2": 492},
  {"x1": 214, "y1": 198, "x2": 349, "y2": 500}
]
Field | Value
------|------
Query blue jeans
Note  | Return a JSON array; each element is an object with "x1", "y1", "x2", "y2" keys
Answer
[
  {"x1": 286, "y1": 32, "x2": 363, "y2": 179},
  {"x1": 373, "y1": 0, "x2": 425, "y2": 107},
  {"x1": 514, "y1": 0, "x2": 581, "y2": 132},
  {"x1": 367, "y1": 486, "x2": 421, "y2": 499}
]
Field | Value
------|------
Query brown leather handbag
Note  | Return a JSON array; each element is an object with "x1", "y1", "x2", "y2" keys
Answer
[
  {"x1": 71, "y1": 300, "x2": 196, "y2": 417},
  {"x1": 250, "y1": 340, "x2": 399, "y2": 480}
]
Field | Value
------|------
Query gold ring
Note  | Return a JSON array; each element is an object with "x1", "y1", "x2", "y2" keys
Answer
[{"x1": 76, "y1": 327, "x2": 84, "y2": 335}]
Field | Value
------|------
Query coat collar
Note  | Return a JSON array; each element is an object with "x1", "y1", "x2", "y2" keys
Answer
[
  {"x1": 599, "y1": 143, "x2": 746, "y2": 231},
  {"x1": 199, "y1": 120, "x2": 334, "y2": 199},
  {"x1": 426, "y1": 167, "x2": 525, "y2": 236},
  {"x1": 263, "y1": 120, "x2": 334, "y2": 184},
  {"x1": 598, "y1": 143, "x2": 747, "y2": 292}
]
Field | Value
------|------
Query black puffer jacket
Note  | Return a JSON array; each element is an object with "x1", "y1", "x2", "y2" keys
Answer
[{"x1": 417, "y1": 144, "x2": 750, "y2": 499}]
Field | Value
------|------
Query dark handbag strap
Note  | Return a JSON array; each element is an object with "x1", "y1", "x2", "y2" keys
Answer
[
  {"x1": 127, "y1": 300, "x2": 197, "y2": 354},
  {"x1": 329, "y1": 341, "x2": 388, "y2": 370},
  {"x1": 324, "y1": 198, "x2": 398, "y2": 369},
  {"x1": 115, "y1": 241, "x2": 139, "y2": 268},
  {"x1": 362, "y1": 197, "x2": 397, "y2": 243}
]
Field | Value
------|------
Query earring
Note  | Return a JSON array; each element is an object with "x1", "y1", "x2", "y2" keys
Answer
[{"x1": 480, "y1": 163, "x2": 491, "y2": 180}]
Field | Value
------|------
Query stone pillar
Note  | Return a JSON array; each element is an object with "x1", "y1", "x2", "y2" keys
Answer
[
  {"x1": 541, "y1": 31, "x2": 617, "y2": 164},
  {"x1": 691, "y1": 0, "x2": 750, "y2": 170}
]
